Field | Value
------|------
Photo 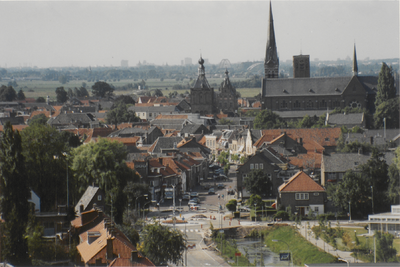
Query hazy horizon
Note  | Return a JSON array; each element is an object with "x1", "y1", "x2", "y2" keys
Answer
[{"x1": 0, "y1": 0, "x2": 398, "y2": 68}]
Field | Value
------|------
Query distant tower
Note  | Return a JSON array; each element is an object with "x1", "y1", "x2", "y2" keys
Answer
[
  {"x1": 264, "y1": 1, "x2": 279, "y2": 78},
  {"x1": 190, "y1": 56, "x2": 214, "y2": 115},
  {"x1": 352, "y1": 44, "x2": 358, "y2": 76},
  {"x1": 293, "y1": 55, "x2": 310, "y2": 78}
]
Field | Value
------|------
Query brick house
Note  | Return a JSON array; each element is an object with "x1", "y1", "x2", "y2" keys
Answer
[{"x1": 278, "y1": 171, "x2": 326, "y2": 216}]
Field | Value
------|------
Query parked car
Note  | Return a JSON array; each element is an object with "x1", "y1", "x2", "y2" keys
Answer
[
  {"x1": 191, "y1": 197, "x2": 200, "y2": 204},
  {"x1": 182, "y1": 194, "x2": 190, "y2": 200},
  {"x1": 190, "y1": 192, "x2": 198, "y2": 198},
  {"x1": 203, "y1": 184, "x2": 211, "y2": 190},
  {"x1": 239, "y1": 206, "x2": 251, "y2": 212},
  {"x1": 208, "y1": 188, "x2": 215, "y2": 194},
  {"x1": 217, "y1": 184, "x2": 225, "y2": 189}
]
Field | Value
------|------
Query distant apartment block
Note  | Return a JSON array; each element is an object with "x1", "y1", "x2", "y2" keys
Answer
[{"x1": 121, "y1": 60, "x2": 128, "y2": 67}]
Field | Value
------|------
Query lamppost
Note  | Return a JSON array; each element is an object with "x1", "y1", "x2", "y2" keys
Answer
[
  {"x1": 172, "y1": 184, "x2": 176, "y2": 217},
  {"x1": 157, "y1": 203, "x2": 160, "y2": 222},
  {"x1": 254, "y1": 203, "x2": 257, "y2": 223},
  {"x1": 272, "y1": 239, "x2": 292, "y2": 267},
  {"x1": 371, "y1": 185, "x2": 374, "y2": 214},
  {"x1": 179, "y1": 198, "x2": 182, "y2": 214},
  {"x1": 348, "y1": 201, "x2": 351, "y2": 222}
]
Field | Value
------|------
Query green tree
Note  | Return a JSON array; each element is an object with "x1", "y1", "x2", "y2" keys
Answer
[
  {"x1": 375, "y1": 62, "x2": 396, "y2": 107},
  {"x1": 36, "y1": 96, "x2": 45, "y2": 103},
  {"x1": 0, "y1": 85, "x2": 17, "y2": 101},
  {"x1": 226, "y1": 199, "x2": 237, "y2": 213},
  {"x1": 114, "y1": 95, "x2": 135, "y2": 105},
  {"x1": 28, "y1": 113, "x2": 49, "y2": 126},
  {"x1": 0, "y1": 122, "x2": 31, "y2": 265},
  {"x1": 374, "y1": 98, "x2": 399, "y2": 129},
  {"x1": 16, "y1": 89, "x2": 25, "y2": 100},
  {"x1": 246, "y1": 194, "x2": 263, "y2": 209},
  {"x1": 151, "y1": 88, "x2": 163, "y2": 97},
  {"x1": 55, "y1": 86, "x2": 68, "y2": 103},
  {"x1": 92, "y1": 81, "x2": 114, "y2": 98},
  {"x1": 70, "y1": 138, "x2": 136, "y2": 224},
  {"x1": 106, "y1": 103, "x2": 140, "y2": 127},
  {"x1": 243, "y1": 169, "x2": 272, "y2": 197},
  {"x1": 253, "y1": 109, "x2": 285, "y2": 129},
  {"x1": 219, "y1": 118, "x2": 234, "y2": 125},
  {"x1": 375, "y1": 231, "x2": 397, "y2": 262},
  {"x1": 139, "y1": 222, "x2": 185, "y2": 266},
  {"x1": 21, "y1": 124, "x2": 70, "y2": 212}
]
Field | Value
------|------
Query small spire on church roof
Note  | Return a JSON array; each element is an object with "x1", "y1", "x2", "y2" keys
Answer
[{"x1": 352, "y1": 43, "x2": 358, "y2": 76}]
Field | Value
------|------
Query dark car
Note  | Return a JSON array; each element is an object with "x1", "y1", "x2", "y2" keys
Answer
[
  {"x1": 217, "y1": 184, "x2": 225, "y2": 189},
  {"x1": 208, "y1": 188, "x2": 215, "y2": 194}
]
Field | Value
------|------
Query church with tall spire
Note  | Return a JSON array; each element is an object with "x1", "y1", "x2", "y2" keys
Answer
[
  {"x1": 261, "y1": 2, "x2": 378, "y2": 113},
  {"x1": 264, "y1": 1, "x2": 279, "y2": 79}
]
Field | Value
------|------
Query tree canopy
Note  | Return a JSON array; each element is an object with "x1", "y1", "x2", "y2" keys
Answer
[
  {"x1": 70, "y1": 138, "x2": 137, "y2": 223},
  {"x1": 374, "y1": 98, "x2": 399, "y2": 129},
  {"x1": 139, "y1": 222, "x2": 185, "y2": 266},
  {"x1": 327, "y1": 150, "x2": 390, "y2": 218},
  {"x1": 16, "y1": 89, "x2": 25, "y2": 100},
  {"x1": 55, "y1": 86, "x2": 68, "y2": 103},
  {"x1": 91, "y1": 81, "x2": 114, "y2": 98},
  {"x1": 253, "y1": 109, "x2": 285, "y2": 129},
  {"x1": 28, "y1": 113, "x2": 49, "y2": 126},
  {"x1": 0, "y1": 85, "x2": 16, "y2": 101},
  {"x1": 243, "y1": 169, "x2": 273, "y2": 197},
  {"x1": 21, "y1": 124, "x2": 71, "y2": 212},
  {"x1": 106, "y1": 103, "x2": 140, "y2": 126},
  {"x1": 0, "y1": 122, "x2": 31, "y2": 265},
  {"x1": 375, "y1": 62, "x2": 396, "y2": 107}
]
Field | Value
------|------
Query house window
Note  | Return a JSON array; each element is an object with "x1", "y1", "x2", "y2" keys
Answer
[
  {"x1": 97, "y1": 195, "x2": 102, "y2": 201},
  {"x1": 325, "y1": 138, "x2": 330, "y2": 141},
  {"x1": 260, "y1": 163, "x2": 264, "y2": 169},
  {"x1": 313, "y1": 193, "x2": 319, "y2": 196},
  {"x1": 250, "y1": 164, "x2": 254, "y2": 170},
  {"x1": 243, "y1": 174, "x2": 248, "y2": 178},
  {"x1": 314, "y1": 207, "x2": 319, "y2": 212},
  {"x1": 295, "y1": 193, "x2": 309, "y2": 200},
  {"x1": 255, "y1": 164, "x2": 259, "y2": 169}
]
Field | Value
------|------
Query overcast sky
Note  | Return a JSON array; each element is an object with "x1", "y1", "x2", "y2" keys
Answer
[{"x1": 0, "y1": 0, "x2": 398, "y2": 68}]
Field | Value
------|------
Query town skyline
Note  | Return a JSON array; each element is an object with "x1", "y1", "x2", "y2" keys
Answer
[{"x1": 0, "y1": 0, "x2": 398, "y2": 68}]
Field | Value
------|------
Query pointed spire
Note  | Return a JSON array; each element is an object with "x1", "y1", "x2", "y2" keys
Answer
[
  {"x1": 352, "y1": 43, "x2": 358, "y2": 76},
  {"x1": 264, "y1": 0, "x2": 279, "y2": 78}
]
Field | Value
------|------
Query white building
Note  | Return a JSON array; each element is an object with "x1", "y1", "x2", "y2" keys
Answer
[{"x1": 368, "y1": 205, "x2": 400, "y2": 235}]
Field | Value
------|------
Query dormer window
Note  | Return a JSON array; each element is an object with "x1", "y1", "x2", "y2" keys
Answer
[{"x1": 354, "y1": 162, "x2": 359, "y2": 166}]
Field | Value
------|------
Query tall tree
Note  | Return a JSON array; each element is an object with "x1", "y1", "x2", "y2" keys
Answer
[
  {"x1": 28, "y1": 113, "x2": 49, "y2": 126},
  {"x1": 375, "y1": 62, "x2": 396, "y2": 107},
  {"x1": 16, "y1": 89, "x2": 25, "y2": 100},
  {"x1": 0, "y1": 85, "x2": 16, "y2": 101},
  {"x1": 91, "y1": 81, "x2": 114, "y2": 98},
  {"x1": 21, "y1": 124, "x2": 69, "y2": 212},
  {"x1": 70, "y1": 138, "x2": 136, "y2": 224},
  {"x1": 139, "y1": 222, "x2": 185, "y2": 266},
  {"x1": 243, "y1": 169, "x2": 273, "y2": 197},
  {"x1": 374, "y1": 98, "x2": 399, "y2": 129},
  {"x1": 0, "y1": 122, "x2": 31, "y2": 265},
  {"x1": 375, "y1": 232, "x2": 397, "y2": 262},
  {"x1": 55, "y1": 86, "x2": 68, "y2": 103}
]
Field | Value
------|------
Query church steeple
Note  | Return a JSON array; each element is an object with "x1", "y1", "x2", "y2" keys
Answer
[
  {"x1": 264, "y1": 1, "x2": 279, "y2": 79},
  {"x1": 352, "y1": 44, "x2": 358, "y2": 76}
]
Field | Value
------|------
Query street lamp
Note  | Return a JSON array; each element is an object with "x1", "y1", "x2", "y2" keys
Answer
[
  {"x1": 348, "y1": 201, "x2": 351, "y2": 222},
  {"x1": 179, "y1": 199, "x2": 182, "y2": 214},
  {"x1": 371, "y1": 185, "x2": 374, "y2": 214},
  {"x1": 254, "y1": 203, "x2": 257, "y2": 223},
  {"x1": 272, "y1": 239, "x2": 292, "y2": 266}
]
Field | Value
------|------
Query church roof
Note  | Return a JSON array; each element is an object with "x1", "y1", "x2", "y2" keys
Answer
[{"x1": 192, "y1": 57, "x2": 212, "y2": 90}]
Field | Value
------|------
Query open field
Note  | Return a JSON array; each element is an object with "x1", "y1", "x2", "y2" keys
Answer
[{"x1": 2, "y1": 78, "x2": 260, "y2": 100}]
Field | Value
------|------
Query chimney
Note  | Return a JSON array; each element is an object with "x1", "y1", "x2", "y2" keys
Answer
[
  {"x1": 131, "y1": 250, "x2": 138, "y2": 263},
  {"x1": 107, "y1": 238, "x2": 113, "y2": 260},
  {"x1": 79, "y1": 204, "x2": 84, "y2": 213}
]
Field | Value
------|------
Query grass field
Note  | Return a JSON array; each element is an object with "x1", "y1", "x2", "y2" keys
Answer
[
  {"x1": 4, "y1": 78, "x2": 260, "y2": 100},
  {"x1": 264, "y1": 225, "x2": 337, "y2": 266}
]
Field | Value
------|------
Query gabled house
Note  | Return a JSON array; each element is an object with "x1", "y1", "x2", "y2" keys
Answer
[
  {"x1": 75, "y1": 186, "x2": 106, "y2": 216},
  {"x1": 236, "y1": 147, "x2": 291, "y2": 199},
  {"x1": 47, "y1": 113, "x2": 100, "y2": 129},
  {"x1": 74, "y1": 209, "x2": 154, "y2": 266},
  {"x1": 278, "y1": 171, "x2": 326, "y2": 216}
]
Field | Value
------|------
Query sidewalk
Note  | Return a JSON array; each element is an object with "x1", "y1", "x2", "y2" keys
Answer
[{"x1": 297, "y1": 221, "x2": 361, "y2": 264}]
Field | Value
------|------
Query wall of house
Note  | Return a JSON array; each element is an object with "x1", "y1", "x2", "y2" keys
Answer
[{"x1": 279, "y1": 191, "x2": 325, "y2": 216}]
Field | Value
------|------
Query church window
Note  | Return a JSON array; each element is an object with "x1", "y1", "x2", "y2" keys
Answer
[
  {"x1": 306, "y1": 100, "x2": 313, "y2": 109},
  {"x1": 294, "y1": 100, "x2": 301, "y2": 108},
  {"x1": 349, "y1": 100, "x2": 361, "y2": 108},
  {"x1": 321, "y1": 100, "x2": 327, "y2": 108},
  {"x1": 280, "y1": 100, "x2": 288, "y2": 109}
]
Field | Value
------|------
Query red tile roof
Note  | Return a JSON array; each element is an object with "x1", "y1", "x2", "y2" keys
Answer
[
  {"x1": 279, "y1": 171, "x2": 325, "y2": 192},
  {"x1": 288, "y1": 152, "x2": 322, "y2": 169}
]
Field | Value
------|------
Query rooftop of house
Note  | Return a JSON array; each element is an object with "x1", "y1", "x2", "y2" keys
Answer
[{"x1": 279, "y1": 171, "x2": 325, "y2": 192}]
